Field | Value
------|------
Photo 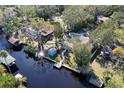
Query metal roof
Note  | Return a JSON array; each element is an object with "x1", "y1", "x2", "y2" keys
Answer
[
  {"x1": 8, "y1": 37, "x2": 19, "y2": 45},
  {"x1": 0, "y1": 51, "x2": 16, "y2": 65}
]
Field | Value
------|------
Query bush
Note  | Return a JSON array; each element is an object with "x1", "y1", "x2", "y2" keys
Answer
[
  {"x1": 102, "y1": 69, "x2": 124, "y2": 88},
  {"x1": 27, "y1": 45, "x2": 37, "y2": 53},
  {"x1": 0, "y1": 64, "x2": 7, "y2": 74},
  {"x1": 63, "y1": 6, "x2": 96, "y2": 32},
  {"x1": 112, "y1": 47, "x2": 124, "y2": 60},
  {"x1": 0, "y1": 73, "x2": 19, "y2": 88},
  {"x1": 96, "y1": 6, "x2": 114, "y2": 17},
  {"x1": 74, "y1": 44, "x2": 91, "y2": 67}
]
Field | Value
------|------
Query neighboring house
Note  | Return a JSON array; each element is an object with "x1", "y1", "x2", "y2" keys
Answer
[
  {"x1": 40, "y1": 28, "x2": 54, "y2": 40},
  {"x1": 23, "y1": 26, "x2": 54, "y2": 41}
]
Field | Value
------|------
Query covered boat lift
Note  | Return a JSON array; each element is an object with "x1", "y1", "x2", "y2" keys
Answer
[
  {"x1": 8, "y1": 36, "x2": 20, "y2": 46},
  {"x1": 0, "y1": 51, "x2": 16, "y2": 66},
  {"x1": 0, "y1": 50, "x2": 18, "y2": 73}
]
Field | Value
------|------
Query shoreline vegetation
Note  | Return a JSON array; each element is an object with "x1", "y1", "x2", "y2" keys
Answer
[{"x1": 0, "y1": 5, "x2": 124, "y2": 88}]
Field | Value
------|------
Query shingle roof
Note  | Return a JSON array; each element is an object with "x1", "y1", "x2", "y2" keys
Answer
[{"x1": 40, "y1": 28, "x2": 53, "y2": 36}]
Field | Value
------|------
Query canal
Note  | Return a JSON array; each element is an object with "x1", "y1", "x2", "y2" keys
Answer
[{"x1": 0, "y1": 35, "x2": 94, "y2": 88}]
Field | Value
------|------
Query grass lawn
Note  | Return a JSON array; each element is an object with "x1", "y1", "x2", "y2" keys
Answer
[
  {"x1": 91, "y1": 60, "x2": 105, "y2": 79},
  {"x1": 51, "y1": 52, "x2": 78, "y2": 68},
  {"x1": 65, "y1": 53, "x2": 78, "y2": 68},
  {"x1": 110, "y1": 74, "x2": 124, "y2": 87},
  {"x1": 50, "y1": 53, "x2": 61, "y2": 62}
]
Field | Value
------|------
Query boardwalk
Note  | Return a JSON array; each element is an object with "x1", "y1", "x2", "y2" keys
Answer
[{"x1": 62, "y1": 64, "x2": 81, "y2": 74}]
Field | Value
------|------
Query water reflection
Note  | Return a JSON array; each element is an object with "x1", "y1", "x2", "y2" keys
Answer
[{"x1": 0, "y1": 35, "x2": 94, "y2": 88}]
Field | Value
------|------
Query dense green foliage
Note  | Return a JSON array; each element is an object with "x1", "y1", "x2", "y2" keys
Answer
[
  {"x1": 53, "y1": 22, "x2": 64, "y2": 47},
  {"x1": 36, "y1": 5, "x2": 64, "y2": 20},
  {"x1": 1, "y1": 5, "x2": 124, "y2": 88},
  {"x1": 0, "y1": 9, "x2": 3, "y2": 25},
  {"x1": 3, "y1": 16, "x2": 22, "y2": 35},
  {"x1": 0, "y1": 73, "x2": 19, "y2": 88},
  {"x1": 14, "y1": 6, "x2": 37, "y2": 17},
  {"x1": 95, "y1": 6, "x2": 114, "y2": 17},
  {"x1": 102, "y1": 69, "x2": 124, "y2": 88},
  {"x1": 74, "y1": 44, "x2": 91, "y2": 67},
  {"x1": 0, "y1": 50, "x2": 8, "y2": 58},
  {"x1": 63, "y1": 6, "x2": 96, "y2": 32},
  {"x1": 90, "y1": 20, "x2": 117, "y2": 46}
]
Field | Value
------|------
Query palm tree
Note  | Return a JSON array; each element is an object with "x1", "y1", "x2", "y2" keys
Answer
[{"x1": 0, "y1": 50, "x2": 12, "y2": 74}]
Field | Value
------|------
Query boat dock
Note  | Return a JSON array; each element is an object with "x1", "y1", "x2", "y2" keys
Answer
[
  {"x1": 54, "y1": 63, "x2": 80, "y2": 74},
  {"x1": 54, "y1": 63, "x2": 62, "y2": 69},
  {"x1": 43, "y1": 56, "x2": 81, "y2": 74},
  {"x1": 43, "y1": 57, "x2": 56, "y2": 63},
  {"x1": 62, "y1": 64, "x2": 81, "y2": 74}
]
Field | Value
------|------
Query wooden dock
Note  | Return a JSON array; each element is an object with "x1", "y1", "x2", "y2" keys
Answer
[
  {"x1": 43, "y1": 57, "x2": 57, "y2": 63},
  {"x1": 54, "y1": 63, "x2": 62, "y2": 69},
  {"x1": 62, "y1": 64, "x2": 81, "y2": 74},
  {"x1": 54, "y1": 60, "x2": 64, "y2": 69},
  {"x1": 43, "y1": 56, "x2": 81, "y2": 74}
]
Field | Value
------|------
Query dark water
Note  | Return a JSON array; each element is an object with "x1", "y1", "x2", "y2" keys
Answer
[{"x1": 0, "y1": 35, "x2": 94, "y2": 88}]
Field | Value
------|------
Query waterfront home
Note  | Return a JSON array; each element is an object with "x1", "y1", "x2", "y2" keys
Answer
[{"x1": 40, "y1": 28, "x2": 54, "y2": 40}]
